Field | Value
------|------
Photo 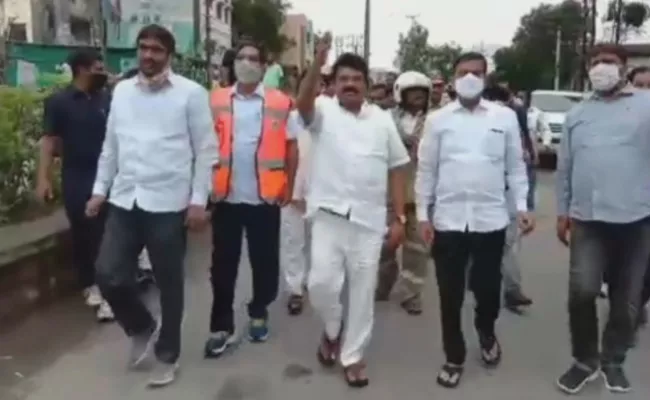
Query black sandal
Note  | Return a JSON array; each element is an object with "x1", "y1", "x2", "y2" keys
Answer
[
  {"x1": 436, "y1": 364, "x2": 464, "y2": 388},
  {"x1": 287, "y1": 295, "x2": 304, "y2": 316},
  {"x1": 479, "y1": 334, "x2": 502, "y2": 367},
  {"x1": 343, "y1": 362, "x2": 369, "y2": 388},
  {"x1": 316, "y1": 333, "x2": 339, "y2": 367}
]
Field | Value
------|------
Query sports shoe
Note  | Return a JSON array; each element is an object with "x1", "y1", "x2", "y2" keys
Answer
[
  {"x1": 83, "y1": 285, "x2": 103, "y2": 307},
  {"x1": 601, "y1": 364, "x2": 631, "y2": 393},
  {"x1": 147, "y1": 361, "x2": 179, "y2": 388},
  {"x1": 204, "y1": 331, "x2": 236, "y2": 358},
  {"x1": 556, "y1": 363, "x2": 599, "y2": 394},
  {"x1": 248, "y1": 318, "x2": 269, "y2": 343},
  {"x1": 96, "y1": 301, "x2": 114, "y2": 322}
]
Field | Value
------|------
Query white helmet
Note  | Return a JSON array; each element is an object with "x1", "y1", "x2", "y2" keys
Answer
[{"x1": 393, "y1": 71, "x2": 431, "y2": 104}]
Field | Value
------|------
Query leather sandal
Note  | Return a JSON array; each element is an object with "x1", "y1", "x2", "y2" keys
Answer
[
  {"x1": 479, "y1": 334, "x2": 502, "y2": 367},
  {"x1": 287, "y1": 294, "x2": 304, "y2": 316},
  {"x1": 316, "y1": 333, "x2": 339, "y2": 367},
  {"x1": 436, "y1": 364, "x2": 464, "y2": 388},
  {"x1": 343, "y1": 362, "x2": 369, "y2": 388}
]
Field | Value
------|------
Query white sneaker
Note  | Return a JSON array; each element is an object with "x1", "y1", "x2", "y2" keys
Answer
[
  {"x1": 96, "y1": 301, "x2": 115, "y2": 322},
  {"x1": 139, "y1": 250, "x2": 153, "y2": 271},
  {"x1": 147, "y1": 361, "x2": 179, "y2": 388},
  {"x1": 83, "y1": 285, "x2": 103, "y2": 307}
]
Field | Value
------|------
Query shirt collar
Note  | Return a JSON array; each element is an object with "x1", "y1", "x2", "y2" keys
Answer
[
  {"x1": 589, "y1": 83, "x2": 636, "y2": 101},
  {"x1": 449, "y1": 98, "x2": 489, "y2": 112},
  {"x1": 333, "y1": 97, "x2": 373, "y2": 118},
  {"x1": 231, "y1": 83, "x2": 265, "y2": 98},
  {"x1": 136, "y1": 68, "x2": 173, "y2": 90}
]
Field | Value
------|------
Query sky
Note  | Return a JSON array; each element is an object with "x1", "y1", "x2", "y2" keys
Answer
[{"x1": 288, "y1": 0, "x2": 568, "y2": 69}]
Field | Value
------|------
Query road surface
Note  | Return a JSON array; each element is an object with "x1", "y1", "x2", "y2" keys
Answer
[{"x1": 1, "y1": 171, "x2": 649, "y2": 400}]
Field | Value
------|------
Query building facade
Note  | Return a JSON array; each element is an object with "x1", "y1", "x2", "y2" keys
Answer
[
  {"x1": 104, "y1": 0, "x2": 232, "y2": 64},
  {"x1": 1, "y1": 0, "x2": 100, "y2": 45},
  {"x1": 279, "y1": 13, "x2": 314, "y2": 71}
]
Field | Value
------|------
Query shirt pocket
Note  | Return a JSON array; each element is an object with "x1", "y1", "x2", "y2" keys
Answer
[{"x1": 481, "y1": 127, "x2": 506, "y2": 161}]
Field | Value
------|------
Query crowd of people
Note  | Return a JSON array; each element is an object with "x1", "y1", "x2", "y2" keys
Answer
[{"x1": 33, "y1": 23, "x2": 650, "y2": 395}]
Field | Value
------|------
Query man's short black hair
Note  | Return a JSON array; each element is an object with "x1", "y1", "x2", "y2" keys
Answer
[
  {"x1": 332, "y1": 53, "x2": 369, "y2": 83},
  {"x1": 628, "y1": 65, "x2": 650, "y2": 82},
  {"x1": 234, "y1": 39, "x2": 267, "y2": 64},
  {"x1": 453, "y1": 52, "x2": 488, "y2": 73},
  {"x1": 590, "y1": 43, "x2": 628, "y2": 64},
  {"x1": 67, "y1": 49, "x2": 102, "y2": 77},
  {"x1": 136, "y1": 24, "x2": 176, "y2": 54}
]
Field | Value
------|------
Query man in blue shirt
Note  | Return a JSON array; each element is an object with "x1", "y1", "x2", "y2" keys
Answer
[{"x1": 36, "y1": 49, "x2": 114, "y2": 322}]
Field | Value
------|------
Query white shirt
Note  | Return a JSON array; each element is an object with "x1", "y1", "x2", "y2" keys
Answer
[
  {"x1": 415, "y1": 99, "x2": 528, "y2": 232},
  {"x1": 93, "y1": 73, "x2": 219, "y2": 212},
  {"x1": 291, "y1": 110, "x2": 312, "y2": 200},
  {"x1": 304, "y1": 96, "x2": 410, "y2": 233},
  {"x1": 527, "y1": 106, "x2": 552, "y2": 146}
]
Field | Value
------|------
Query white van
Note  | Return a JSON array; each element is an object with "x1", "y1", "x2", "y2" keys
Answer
[{"x1": 530, "y1": 90, "x2": 587, "y2": 155}]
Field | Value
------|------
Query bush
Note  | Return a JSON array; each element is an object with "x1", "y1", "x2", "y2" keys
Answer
[{"x1": 0, "y1": 84, "x2": 62, "y2": 226}]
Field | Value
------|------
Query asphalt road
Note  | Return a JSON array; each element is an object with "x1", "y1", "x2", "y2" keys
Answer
[{"x1": 1, "y1": 171, "x2": 649, "y2": 400}]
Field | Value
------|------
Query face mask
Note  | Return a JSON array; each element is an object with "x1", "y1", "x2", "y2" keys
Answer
[
  {"x1": 589, "y1": 63, "x2": 620, "y2": 92},
  {"x1": 454, "y1": 73, "x2": 484, "y2": 99},
  {"x1": 89, "y1": 73, "x2": 108, "y2": 91},
  {"x1": 234, "y1": 60, "x2": 262, "y2": 84}
]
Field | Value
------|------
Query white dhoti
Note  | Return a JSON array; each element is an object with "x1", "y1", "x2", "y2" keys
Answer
[
  {"x1": 281, "y1": 205, "x2": 311, "y2": 296},
  {"x1": 308, "y1": 210, "x2": 384, "y2": 367}
]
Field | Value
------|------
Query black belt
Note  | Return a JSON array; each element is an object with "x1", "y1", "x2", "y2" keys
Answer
[{"x1": 319, "y1": 207, "x2": 350, "y2": 220}]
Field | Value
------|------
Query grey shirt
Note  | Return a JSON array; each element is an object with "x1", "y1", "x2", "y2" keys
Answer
[{"x1": 556, "y1": 87, "x2": 650, "y2": 223}]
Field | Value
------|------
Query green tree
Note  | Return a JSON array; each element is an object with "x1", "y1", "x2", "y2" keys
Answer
[
  {"x1": 493, "y1": 0, "x2": 585, "y2": 91},
  {"x1": 394, "y1": 21, "x2": 461, "y2": 81},
  {"x1": 231, "y1": 0, "x2": 293, "y2": 56},
  {"x1": 605, "y1": 0, "x2": 649, "y2": 42}
]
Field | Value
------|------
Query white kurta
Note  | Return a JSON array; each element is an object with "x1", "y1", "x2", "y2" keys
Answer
[
  {"x1": 302, "y1": 97, "x2": 410, "y2": 366},
  {"x1": 280, "y1": 115, "x2": 313, "y2": 295}
]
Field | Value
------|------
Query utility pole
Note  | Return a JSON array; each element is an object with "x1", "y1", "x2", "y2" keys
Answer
[
  {"x1": 98, "y1": 0, "x2": 108, "y2": 60},
  {"x1": 579, "y1": 0, "x2": 589, "y2": 91},
  {"x1": 193, "y1": 0, "x2": 201, "y2": 52},
  {"x1": 614, "y1": 0, "x2": 624, "y2": 43},
  {"x1": 363, "y1": 0, "x2": 370, "y2": 62},
  {"x1": 554, "y1": 27, "x2": 562, "y2": 90},
  {"x1": 205, "y1": 0, "x2": 214, "y2": 85}
]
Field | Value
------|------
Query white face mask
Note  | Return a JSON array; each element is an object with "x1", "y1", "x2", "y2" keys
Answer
[
  {"x1": 588, "y1": 63, "x2": 621, "y2": 92},
  {"x1": 454, "y1": 73, "x2": 485, "y2": 100},
  {"x1": 234, "y1": 60, "x2": 263, "y2": 84}
]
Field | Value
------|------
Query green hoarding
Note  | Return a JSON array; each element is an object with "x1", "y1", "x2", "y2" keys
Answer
[{"x1": 4, "y1": 42, "x2": 137, "y2": 88}]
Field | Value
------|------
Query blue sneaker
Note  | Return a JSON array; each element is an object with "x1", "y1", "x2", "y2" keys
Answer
[
  {"x1": 248, "y1": 318, "x2": 269, "y2": 342},
  {"x1": 204, "y1": 331, "x2": 234, "y2": 358}
]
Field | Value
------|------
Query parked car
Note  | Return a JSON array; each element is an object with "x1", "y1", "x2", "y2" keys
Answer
[{"x1": 530, "y1": 90, "x2": 587, "y2": 159}]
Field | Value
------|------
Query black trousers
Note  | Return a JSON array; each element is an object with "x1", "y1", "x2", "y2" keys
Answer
[
  {"x1": 63, "y1": 195, "x2": 106, "y2": 289},
  {"x1": 432, "y1": 228, "x2": 506, "y2": 365},
  {"x1": 96, "y1": 205, "x2": 187, "y2": 364},
  {"x1": 209, "y1": 203, "x2": 281, "y2": 333}
]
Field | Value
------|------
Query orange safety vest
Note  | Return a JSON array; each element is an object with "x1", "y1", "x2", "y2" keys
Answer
[{"x1": 210, "y1": 87, "x2": 292, "y2": 203}]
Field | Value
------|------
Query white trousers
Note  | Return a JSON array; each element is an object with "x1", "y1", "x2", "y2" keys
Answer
[
  {"x1": 281, "y1": 205, "x2": 311, "y2": 295},
  {"x1": 308, "y1": 211, "x2": 383, "y2": 366}
]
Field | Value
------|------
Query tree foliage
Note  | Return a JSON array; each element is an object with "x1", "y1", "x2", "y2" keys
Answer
[
  {"x1": 604, "y1": 0, "x2": 649, "y2": 41},
  {"x1": 231, "y1": 0, "x2": 294, "y2": 55},
  {"x1": 394, "y1": 21, "x2": 462, "y2": 81},
  {"x1": 493, "y1": 0, "x2": 585, "y2": 91}
]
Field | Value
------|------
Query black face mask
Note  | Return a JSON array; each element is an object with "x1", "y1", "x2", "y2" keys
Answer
[{"x1": 89, "y1": 73, "x2": 108, "y2": 92}]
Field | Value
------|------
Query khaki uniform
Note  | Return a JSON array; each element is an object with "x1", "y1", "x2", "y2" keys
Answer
[{"x1": 376, "y1": 108, "x2": 433, "y2": 305}]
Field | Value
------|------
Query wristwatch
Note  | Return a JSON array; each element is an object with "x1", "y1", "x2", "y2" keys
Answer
[{"x1": 396, "y1": 214, "x2": 407, "y2": 224}]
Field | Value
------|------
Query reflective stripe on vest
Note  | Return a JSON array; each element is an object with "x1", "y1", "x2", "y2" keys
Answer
[{"x1": 210, "y1": 87, "x2": 291, "y2": 203}]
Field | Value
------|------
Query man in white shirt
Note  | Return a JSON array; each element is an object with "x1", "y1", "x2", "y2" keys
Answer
[
  {"x1": 296, "y1": 34, "x2": 409, "y2": 388},
  {"x1": 281, "y1": 109, "x2": 313, "y2": 315},
  {"x1": 85, "y1": 25, "x2": 218, "y2": 388},
  {"x1": 415, "y1": 52, "x2": 534, "y2": 389}
]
